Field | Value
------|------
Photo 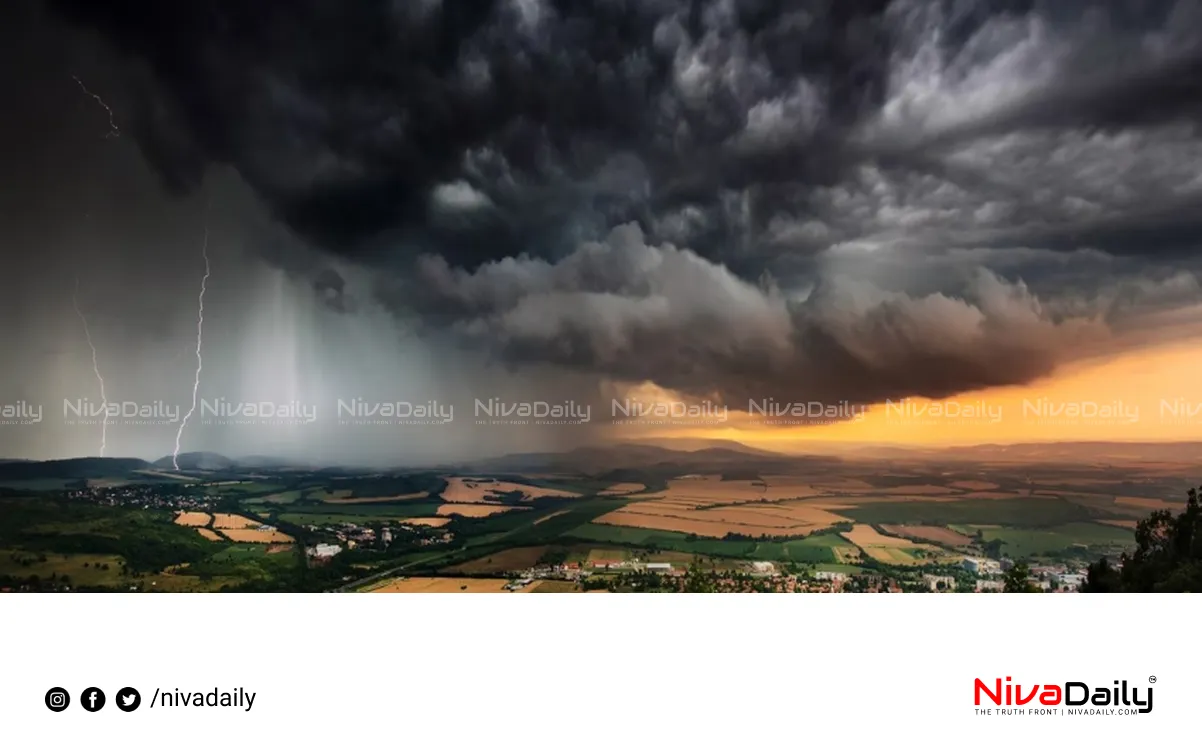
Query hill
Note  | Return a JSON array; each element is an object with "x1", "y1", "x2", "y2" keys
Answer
[
  {"x1": 150, "y1": 451, "x2": 235, "y2": 471},
  {"x1": 0, "y1": 457, "x2": 152, "y2": 481},
  {"x1": 466, "y1": 442, "x2": 836, "y2": 475}
]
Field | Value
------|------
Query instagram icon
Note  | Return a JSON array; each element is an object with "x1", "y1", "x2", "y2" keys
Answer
[{"x1": 45, "y1": 687, "x2": 70, "y2": 712}]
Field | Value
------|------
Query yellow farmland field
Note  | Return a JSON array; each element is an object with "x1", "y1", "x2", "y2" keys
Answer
[
  {"x1": 219, "y1": 528, "x2": 293, "y2": 544},
  {"x1": 212, "y1": 513, "x2": 260, "y2": 530},
  {"x1": 840, "y1": 524, "x2": 920, "y2": 549},
  {"x1": 195, "y1": 528, "x2": 223, "y2": 541},
  {"x1": 399, "y1": 517, "x2": 452, "y2": 528},
  {"x1": 435, "y1": 503, "x2": 521, "y2": 518},
  {"x1": 174, "y1": 511, "x2": 211, "y2": 527},
  {"x1": 442, "y1": 477, "x2": 578, "y2": 503}
]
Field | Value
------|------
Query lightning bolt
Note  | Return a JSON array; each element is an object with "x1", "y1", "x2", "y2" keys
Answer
[
  {"x1": 71, "y1": 75, "x2": 120, "y2": 138},
  {"x1": 72, "y1": 277, "x2": 109, "y2": 457},
  {"x1": 173, "y1": 219, "x2": 211, "y2": 470}
]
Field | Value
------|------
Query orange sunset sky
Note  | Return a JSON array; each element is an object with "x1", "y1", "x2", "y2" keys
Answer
[{"x1": 614, "y1": 338, "x2": 1202, "y2": 452}]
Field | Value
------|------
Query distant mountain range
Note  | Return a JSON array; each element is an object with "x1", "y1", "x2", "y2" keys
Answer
[
  {"x1": 0, "y1": 457, "x2": 154, "y2": 481},
  {"x1": 465, "y1": 439, "x2": 832, "y2": 475},
  {"x1": 928, "y1": 441, "x2": 1202, "y2": 462},
  {"x1": 145, "y1": 452, "x2": 308, "y2": 472},
  {"x1": 0, "y1": 452, "x2": 306, "y2": 481},
  {"x1": 2, "y1": 439, "x2": 1200, "y2": 484},
  {"x1": 625, "y1": 437, "x2": 777, "y2": 455},
  {"x1": 149, "y1": 451, "x2": 235, "y2": 471}
]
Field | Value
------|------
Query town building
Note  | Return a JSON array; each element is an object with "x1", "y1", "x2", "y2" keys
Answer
[
  {"x1": 923, "y1": 574, "x2": 956, "y2": 591},
  {"x1": 814, "y1": 571, "x2": 848, "y2": 582},
  {"x1": 962, "y1": 557, "x2": 1002, "y2": 574},
  {"x1": 307, "y1": 543, "x2": 342, "y2": 559}
]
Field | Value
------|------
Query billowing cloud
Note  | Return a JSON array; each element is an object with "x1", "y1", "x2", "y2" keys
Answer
[
  {"x1": 36, "y1": 0, "x2": 1202, "y2": 426},
  {"x1": 408, "y1": 222, "x2": 1115, "y2": 405}
]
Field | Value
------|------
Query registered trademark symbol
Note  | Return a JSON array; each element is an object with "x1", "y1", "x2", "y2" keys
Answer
[{"x1": 1149, "y1": 676, "x2": 1157, "y2": 684}]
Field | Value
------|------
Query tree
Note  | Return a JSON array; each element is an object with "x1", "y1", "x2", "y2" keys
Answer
[
  {"x1": 1003, "y1": 562, "x2": 1040, "y2": 593},
  {"x1": 1083, "y1": 488, "x2": 1202, "y2": 592},
  {"x1": 1082, "y1": 557, "x2": 1121, "y2": 592}
]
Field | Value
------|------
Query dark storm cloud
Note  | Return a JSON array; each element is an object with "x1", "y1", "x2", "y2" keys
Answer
[
  {"x1": 50, "y1": 0, "x2": 897, "y2": 266},
  {"x1": 47, "y1": 0, "x2": 1202, "y2": 407},
  {"x1": 410, "y1": 222, "x2": 1109, "y2": 404}
]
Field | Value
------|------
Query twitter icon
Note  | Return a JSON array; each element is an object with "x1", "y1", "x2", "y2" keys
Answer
[{"x1": 116, "y1": 687, "x2": 141, "y2": 712}]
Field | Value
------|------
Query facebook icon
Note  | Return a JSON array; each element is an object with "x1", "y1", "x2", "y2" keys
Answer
[{"x1": 81, "y1": 687, "x2": 106, "y2": 712}]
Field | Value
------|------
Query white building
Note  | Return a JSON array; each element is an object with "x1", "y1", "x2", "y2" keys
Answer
[
  {"x1": 923, "y1": 574, "x2": 956, "y2": 591},
  {"x1": 814, "y1": 571, "x2": 848, "y2": 582},
  {"x1": 646, "y1": 563, "x2": 672, "y2": 572},
  {"x1": 750, "y1": 561, "x2": 776, "y2": 574},
  {"x1": 962, "y1": 557, "x2": 1002, "y2": 575},
  {"x1": 307, "y1": 543, "x2": 342, "y2": 559},
  {"x1": 1055, "y1": 573, "x2": 1086, "y2": 589},
  {"x1": 975, "y1": 579, "x2": 1005, "y2": 592}
]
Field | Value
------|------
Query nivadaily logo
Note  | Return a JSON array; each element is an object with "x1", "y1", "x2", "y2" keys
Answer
[{"x1": 974, "y1": 676, "x2": 1154, "y2": 716}]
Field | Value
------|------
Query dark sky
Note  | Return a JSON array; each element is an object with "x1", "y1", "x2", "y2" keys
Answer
[{"x1": 3, "y1": 0, "x2": 1202, "y2": 462}]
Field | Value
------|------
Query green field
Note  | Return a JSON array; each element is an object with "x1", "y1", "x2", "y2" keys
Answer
[
  {"x1": 565, "y1": 524, "x2": 759, "y2": 557},
  {"x1": 746, "y1": 533, "x2": 852, "y2": 563},
  {"x1": 0, "y1": 548, "x2": 243, "y2": 592},
  {"x1": 273, "y1": 500, "x2": 445, "y2": 525},
  {"x1": 0, "y1": 478, "x2": 82, "y2": 491},
  {"x1": 242, "y1": 489, "x2": 310, "y2": 505},
  {"x1": 0, "y1": 497, "x2": 304, "y2": 590},
  {"x1": 811, "y1": 563, "x2": 863, "y2": 575},
  {"x1": 206, "y1": 482, "x2": 284, "y2": 495},
  {"x1": 563, "y1": 523, "x2": 866, "y2": 562},
  {"x1": 185, "y1": 544, "x2": 299, "y2": 584},
  {"x1": 821, "y1": 496, "x2": 1097, "y2": 527},
  {"x1": 0, "y1": 498, "x2": 223, "y2": 572},
  {"x1": 0, "y1": 549, "x2": 126, "y2": 587},
  {"x1": 277, "y1": 512, "x2": 388, "y2": 526},
  {"x1": 974, "y1": 522, "x2": 1134, "y2": 558}
]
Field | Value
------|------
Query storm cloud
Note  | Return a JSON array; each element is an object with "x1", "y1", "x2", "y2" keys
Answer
[
  {"x1": 411, "y1": 221, "x2": 1110, "y2": 404},
  {"x1": 43, "y1": 0, "x2": 1202, "y2": 409}
]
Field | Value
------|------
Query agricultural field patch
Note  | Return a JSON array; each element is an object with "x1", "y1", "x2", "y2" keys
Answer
[
  {"x1": 174, "y1": 511, "x2": 211, "y2": 527},
  {"x1": 840, "y1": 524, "x2": 919, "y2": 549},
  {"x1": 370, "y1": 577, "x2": 537, "y2": 593},
  {"x1": 598, "y1": 482, "x2": 647, "y2": 495},
  {"x1": 565, "y1": 524, "x2": 757, "y2": 557},
  {"x1": 444, "y1": 546, "x2": 547, "y2": 574},
  {"x1": 1115, "y1": 496, "x2": 1182, "y2": 511},
  {"x1": 975, "y1": 523, "x2": 1134, "y2": 559},
  {"x1": 0, "y1": 550, "x2": 126, "y2": 587},
  {"x1": 879, "y1": 524, "x2": 973, "y2": 547},
  {"x1": 212, "y1": 513, "x2": 260, "y2": 530},
  {"x1": 220, "y1": 528, "x2": 293, "y2": 544},
  {"x1": 399, "y1": 517, "x2": 452, "y2": 528},
  {"x1": 436, "y1": 504, "x2": 522, "y2": 518},
  {"x1": 442, "y1": 477, "x2": 579, "y2": 504},
  {"x1": 821, "y1": 496, "x2": 1094, "y2": 527}
]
